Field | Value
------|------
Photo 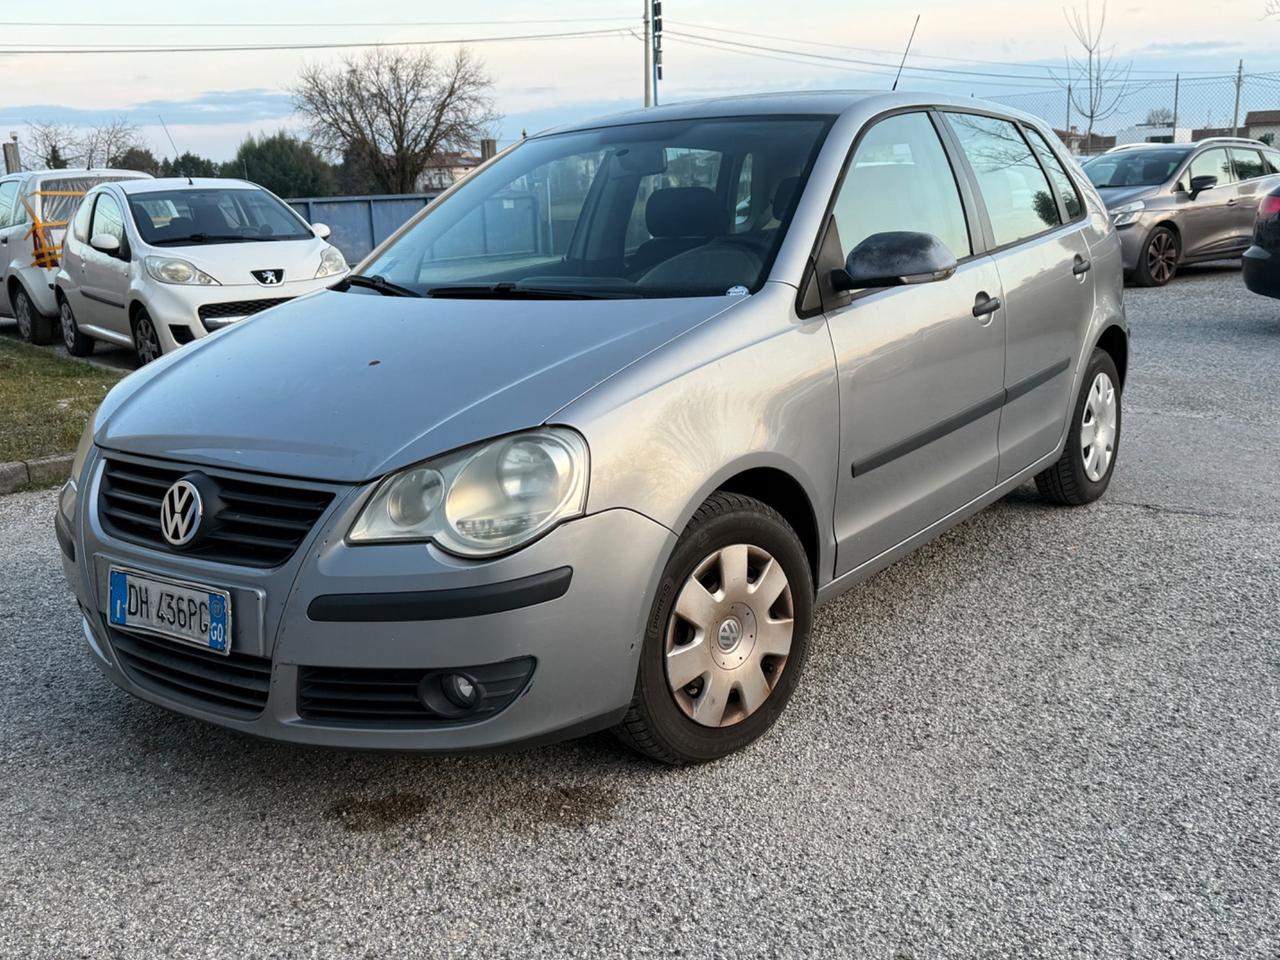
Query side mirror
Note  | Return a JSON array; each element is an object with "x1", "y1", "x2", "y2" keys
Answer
[
  {"x1": 1189, "y1": 174, "x2": 1217, "y2": 198},
  {"x1": 90, "y1": 233, "x2": 120, "y2": 255},
  {"x1": 831, "y1": 231, "x2": 958, "y2": 292},
  {"x1": 311, "y1": 222, "x2": 331, "y2": 240}
]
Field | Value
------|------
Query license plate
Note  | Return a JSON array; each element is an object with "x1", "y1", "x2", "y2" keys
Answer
[{"x1": 108, "y1": 567, "x2": 232, "y2": 655}]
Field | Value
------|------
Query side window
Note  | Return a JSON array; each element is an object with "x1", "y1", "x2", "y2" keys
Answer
[
  {"x1": 1264, "y1": 149, "x2": 1280, "y2": 175},
  {"x1": 944, "y1": 112, "x2": 1061, "y2": 246},
  {"x1": 71, "y1": 194, "x2": 95, "y2": 242},
  {"x1": 831, "y1": 112, "x2": 971, "y2": 260},
  {"x1": 0, "y1": 181, "x2": 17, "y2": 226},
  {"x1": 1188, "y1": 148, "x2": 1235, "y2": 187},
  {"x1": 1229, "y1": 148, "x2": 1266, "y2": 181},
  {"x1": 1025, "y1": 127, "x2": 1085, "y2": 220},
  {"x1": 90, "y1": 193, "x2": 128, "y2": 252}
]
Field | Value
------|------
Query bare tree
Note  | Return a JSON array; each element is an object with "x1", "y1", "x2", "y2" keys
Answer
[
  {"x1": 1145, "y1": 107, "x2": 1174, "y2": 127},
  {"x1": 292, "y1": 47, "x2": 500, "y2": 193},
  {"x1": 1053, "y1": 1, "x2": 1132, "y2": 152},
  {"x1": 1266, "y1": 1, "x2": 1279, "y2": 18},
  {"x1": 79, "y1": 116, "x2": 142, "y2": 168},
  {"x1": 24, "y1": 122, "x2": 79, "y2": 169}
]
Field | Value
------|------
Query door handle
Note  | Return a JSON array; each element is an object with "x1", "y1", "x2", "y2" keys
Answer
[
  {"x1": 1225, "y1": 198, "x2": 1238, "y2": 206},
  {"x1": 1072, "y1": 256, "x2": 1092, "y2": 276},
  {"x1": 972, "y1": 294, "x2": 1002, "y2": 319}
]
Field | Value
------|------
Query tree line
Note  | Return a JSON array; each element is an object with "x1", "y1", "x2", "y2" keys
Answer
[{"x1": 22, "y1": 46, "x2": 499, "y2": 199}]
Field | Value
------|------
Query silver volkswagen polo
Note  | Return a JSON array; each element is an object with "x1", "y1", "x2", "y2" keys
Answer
[{"x1": 58, "y1": 92, "x2": 1127, "y2": 764}]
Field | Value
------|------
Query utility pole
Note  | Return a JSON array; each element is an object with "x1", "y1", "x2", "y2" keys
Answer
[
  {"x1": 1171, "y1": 74, "x2": 1180, "y2": 142},
  {"x1": 1232, "y1": 59, "x2": 1244, "y2": 138},
  {"x1": 651, "y1": 0, "x2": 663, "y2": 106},
  {"x1": 643, "y1": 0, "x2": 651, "y2": 107},
  {"x1": 1065, "y1": 82, "x2": 1072, "y2": 145}
]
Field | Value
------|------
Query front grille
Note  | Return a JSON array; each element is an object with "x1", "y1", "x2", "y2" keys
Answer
[
  {"x1": 109, "y1": 626, "x2": 272, "y2": 719},
  {"x1": 99, "y1": 457, "x2": 334, "y2": 568},
  {"x1": 197, "y1": 297, "x2": 292, "y2": 322},
  {"x1": 298, "y1": 658, "x2": 535, "y2": 727}
]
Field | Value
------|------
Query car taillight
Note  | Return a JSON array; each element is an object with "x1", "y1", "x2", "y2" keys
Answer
[{"x1": 1259, "y1": 195, "x2": 1280, "y2": 220}]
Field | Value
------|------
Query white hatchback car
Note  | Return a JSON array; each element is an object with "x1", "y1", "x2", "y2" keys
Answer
[{"x1": 55, "y1": 178, "x2": 348, "y2": 362}]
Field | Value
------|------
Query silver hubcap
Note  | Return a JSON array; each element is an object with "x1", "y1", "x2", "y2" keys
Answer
[
  {"x1": 1147, "y1": 232, "x2": 1176, "y2": 283},
  {"x1": 61, "y1": 302, "x2": 76, "y2": 347},
  {"x1": 1081, "y1": 371, "x2": 1117, "y2": 482},
  {"x1": 15, "y1": 294, "x2": 31, "y2": 338},
  {"x1": 136, "y1": 317, "x2": 161, "y2": 364},
  {"x1": 665, "y1": 543, "x2": 794, "y2": 728}
]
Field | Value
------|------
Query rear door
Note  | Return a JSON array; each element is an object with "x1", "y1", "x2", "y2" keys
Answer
[
  {"x1": 940, "y1": 111, "x2": 1096, "y2": 481},
  {"x1": 824, "y1": 111, "x2": 1006, "y2": 576},
  {"x1": 1179, "y1": 147, "x2": 1240, "y2": 259},
  {"x1": 0, "y1": 178, "x2": 23, "y2": 287},
  {"x1": 1228, "y1": 147, "x2": 1272, "y2": 244}
]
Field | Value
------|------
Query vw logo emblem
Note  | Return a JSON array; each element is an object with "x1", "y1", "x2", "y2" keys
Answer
[
  {"x1": 252, "y1": 269, "x2": 283, "y2": 286},
  {"x1": 160, "y1": 479, "x2": 203, "y2": 547},
  {"x1": 717, "y1": 617, "x2": 743, "y2": 651}
]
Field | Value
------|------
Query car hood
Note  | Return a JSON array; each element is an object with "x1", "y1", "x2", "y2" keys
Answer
[
  {"x1": 141, "y1": 235, "x2": 330, "y2": 287},
  {"x1": 95, "y1": 289, "x2": 744, "y2": 482},
  {"x1": 1095, "y1": 185, "x2": 1155, "y2": 209}
]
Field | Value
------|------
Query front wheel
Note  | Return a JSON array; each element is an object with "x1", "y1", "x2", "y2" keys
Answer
[
  {"x1": 59, "y1": 297, "x2": 95, "y2": 357},
  {"x1": 1133, "y1": 226, "x2": 1179, "y2": 287},
  {"x1": 132, "y1": 308, "x2": 163, "y2": 366},
  {"x1": 1035, "y1": 348, "x2": 1121, "y2": 506},
  {"x1": 613, "y1": 492, "x2": 813, "y2": 764}
]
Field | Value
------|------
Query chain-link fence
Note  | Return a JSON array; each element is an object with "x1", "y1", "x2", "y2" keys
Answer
[{"x1": 988, "y1": 70, "x2": 1280, "y2": 156}]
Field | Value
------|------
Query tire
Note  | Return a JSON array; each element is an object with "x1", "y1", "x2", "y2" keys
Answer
[
  {"x1": 58, "y1": 296, "x2": 94, "y2": 357},
  {"x1": 1035, "y1": 348, "x2": 1122, "y2": 506},
  {"x1": 132, "y1": 307, "x2": 163, "y2": 366},
  {"x1": 1133, "y1": 225, "x2": 1179, "y2": 287},
  {"x1": 612, "y1": 492, "x2": 814, "y2": 764},
  {"x1": 12, "y1": 286, "x2": 56, "y2": 345}
]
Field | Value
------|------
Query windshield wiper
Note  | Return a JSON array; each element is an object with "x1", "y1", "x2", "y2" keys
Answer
[
  {"x1": 423, "y1": 282, "x2": 639, "y2": 300},
  {"x1": 150, "y1": 233, "x2": 257, "y2": 246},
  {"x1": 336, "y1": 274, "x2": 423, "y2": 298}
]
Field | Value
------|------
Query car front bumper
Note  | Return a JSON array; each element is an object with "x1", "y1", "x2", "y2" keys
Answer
[
  {"x1": 1114, "y1": 222, "x2": 1149, "y2": 273},
  {"x1": 61, "y1": 450, "x2": 676, "y2": 751},
  {"x1": 141, "y1": 274, "x2": 343, "y2": 354}
]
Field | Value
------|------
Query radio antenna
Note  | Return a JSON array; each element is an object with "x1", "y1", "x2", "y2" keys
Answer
[
  {"x1": 891, "y1": 14, "x2": 921, "y2": 92},
  {"x1": 158, "y1": 115, "x2": 193, "y2": 185}
]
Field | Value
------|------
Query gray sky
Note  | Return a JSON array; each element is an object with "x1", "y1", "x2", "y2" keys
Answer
[{"x1": 1, "y1": 0, "x2": 1277, "y2": 161}]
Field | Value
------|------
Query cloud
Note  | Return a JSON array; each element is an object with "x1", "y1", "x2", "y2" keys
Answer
[
  {"x1": 1136, "y1": 40, "x2": 1244, "y2": 54},
  {"x1": 0, "y1": 89, "x2": 294, "y2": 128}
]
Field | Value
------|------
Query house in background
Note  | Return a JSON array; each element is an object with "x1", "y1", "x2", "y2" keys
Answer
[
  {"x1": 414, "y1": 152, "x2": 482, "y2": 191},
  {"x1": 1053, "y1": 127, "x2": 1117, "y2": 156},
  {"x1": 1244, "y1": 110, "x2": 1280, "y2": 145}
]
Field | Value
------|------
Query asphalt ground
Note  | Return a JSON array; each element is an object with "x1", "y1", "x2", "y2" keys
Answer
[{"x1": 1, "y1": 263, "x2": 1277, "y2": 958}]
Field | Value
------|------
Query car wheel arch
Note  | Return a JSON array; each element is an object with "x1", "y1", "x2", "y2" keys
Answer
[{"x1": 1093, "y1": 324, "x2": 1129, "y2": 390}]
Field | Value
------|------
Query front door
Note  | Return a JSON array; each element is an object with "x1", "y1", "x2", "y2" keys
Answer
[
  {"x1": 79, "y1": 191, "x2": 132, "y2": 335},
  {"x1": 824, "y1": 111, "x2": 1006, "y2": 577},
  {"x1": 1178, "y1": 147, "x2": 1240, "y2": 260},
  {"x1": 0, "y1": 179, "x2": 23, "y2": 306}
]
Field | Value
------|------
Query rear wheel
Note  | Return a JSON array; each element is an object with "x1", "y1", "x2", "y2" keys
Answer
[
  {"x1": 613, "y1": 492, "x2": 813, "y2": 764},
  {"x1": 1134, "y1": 226, "x2": 1179, "y2": 287},
  {"x1": 13, "y1": 286, "x2": 55, "y2": 345},
  {"x1": 1035, "y1": 348, "x2": 1121, "y2": 506},
  {"x1": 132, "y1": 308, "x2": 163, "y2": 366},
  {"x1": 59, "y1": 296, "x2": 94, "y2": 357}
]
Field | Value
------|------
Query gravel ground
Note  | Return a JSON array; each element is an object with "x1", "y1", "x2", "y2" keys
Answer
[{"x1": 1, "y1": 265, "x2": 1277, "y2": 958}]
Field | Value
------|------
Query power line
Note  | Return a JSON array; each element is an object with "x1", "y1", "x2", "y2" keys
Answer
[
  {"x1": 0, "y1": 16, "x2": 637, "y2": 28},
  {"x1": 0, "y1": 27, "x2": 635, "y2": 56}
]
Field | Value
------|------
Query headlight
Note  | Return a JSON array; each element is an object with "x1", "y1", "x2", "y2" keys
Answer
[
  {"x1": 315, "y1": 245, "x2": 348, "y2": 279},
  {"x1": 348, "y1": 428, "x2": 589, "y2": 557},
  {"x1": 145, "y1": 256, "x2": 219, "y2": 285},
  {"x1": 1109, "y1": 200, "x2": 1145, "y2": 226}
]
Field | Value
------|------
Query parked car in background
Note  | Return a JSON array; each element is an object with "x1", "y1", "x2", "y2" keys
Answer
[
  {"x1": 59, "y1": 92, "x2": 1127, "y2": 764},
  {"x1": 55, "y1": 178, "x2": 347, "y2": 363},
  {"x1": 1, "y1": 168, "x2": 151, "y2": 343},
  {"x1": 1243, "y1": 182, "x2": 1280, "y2": 302},
  {"x1": 1082, "y1": 138, "x2": 1280, "y2": 286}
]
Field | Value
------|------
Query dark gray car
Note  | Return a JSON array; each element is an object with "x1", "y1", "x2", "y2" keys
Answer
[
  {"x1": 1084, "y1": 138, "x2": 1280, "y2": 286},
  {"x1": 57, "y1": 92, "x2": 1128, "y2": 764}
]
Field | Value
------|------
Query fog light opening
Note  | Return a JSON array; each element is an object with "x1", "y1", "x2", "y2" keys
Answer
[
  {"x1": 443, "y1": 673, "x2": 479, "y2": 709},
  {"x1": 417, "y1": 670, "x2": 485, "y2": 719}
]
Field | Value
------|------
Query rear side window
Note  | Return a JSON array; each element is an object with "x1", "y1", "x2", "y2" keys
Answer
[
  {"x1": 944, "y1": 112, "x2": 1061, "y2": 247},
  {"x1": 1229, "y1": 148, "x2": 1266, "y2": 181},
  {"x1": 1265, "y1": 149, "x2": 1280, "y2": 174},
  {"x1": 1187, "y1": 148, "x2": 1235, "y2": 187},
  {"x1": 0, "y1": 181, "x2": 17, "y2": 226},
  {"x1": 1025, "y1": 127, "x2": 1084, "y2": 220},
  {"x1": 71, "y1": 194, "x2": 95, "y2": 242},
  {"x1": 832, "y1": 112, "x2": 971, "y2": 259}
]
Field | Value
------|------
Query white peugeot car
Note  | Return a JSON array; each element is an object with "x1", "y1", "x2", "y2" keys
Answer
[{"x1": 56, "y1": 178, "x2": 348, "y2": 362}]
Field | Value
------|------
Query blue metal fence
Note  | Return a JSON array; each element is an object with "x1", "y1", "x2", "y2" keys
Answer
[{"x1": 286, "y1": 193, "x2": 440, "y2": 265}]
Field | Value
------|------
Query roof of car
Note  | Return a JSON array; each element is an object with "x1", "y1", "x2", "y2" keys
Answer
[
  {"x1": 4, "y1": 167, "x2": 152, "y2": 181},
  {"x1": 113, "y1": 177, "x2": 258, "y2": 195},
  {"x1": 532, "y1": 90, "x2": 1049, "y2": 137}
]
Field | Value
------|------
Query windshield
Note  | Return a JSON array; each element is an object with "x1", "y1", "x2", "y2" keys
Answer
[
  {"x1": 1083, "y1": 149, "x2": 1191, "y2": 189},
  {"x1": 127, "y1": 187, "x2": 312, "y2": 245},
  {"x1": 359, "y1": 116, "x2": 832, "y2": 299}
]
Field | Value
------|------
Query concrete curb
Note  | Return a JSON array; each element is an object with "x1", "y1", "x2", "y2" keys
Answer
[{"x1": 0, "y1": 453, "x2": 73, "y2": 496}]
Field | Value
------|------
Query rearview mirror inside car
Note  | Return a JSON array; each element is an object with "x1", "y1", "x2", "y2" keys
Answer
[
  {"x1": 90, "y1": 233, "x2": 120, "y2": 255},
  {"x1": 831, "y1": 231, "x2": 958, "y2": 292},
  {"x1": 1189, "y1": 174, "x2": 1217, "y2": 198}
]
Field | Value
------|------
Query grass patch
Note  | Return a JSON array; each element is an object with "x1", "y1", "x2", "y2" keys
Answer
[{"x1": 0, "y1": 339, "x2": 123, "y2": 463}]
